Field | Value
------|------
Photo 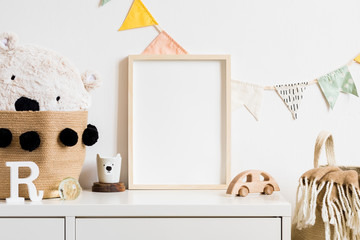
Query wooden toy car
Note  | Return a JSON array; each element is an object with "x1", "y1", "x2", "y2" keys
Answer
[{"x1": 226, "y1": 170, "x2": 280, "y2": 197}]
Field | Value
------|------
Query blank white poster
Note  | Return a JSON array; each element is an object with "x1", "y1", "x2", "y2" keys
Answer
[{"x1": 131, "y1": 59, "x2": 227, "y2": 187}]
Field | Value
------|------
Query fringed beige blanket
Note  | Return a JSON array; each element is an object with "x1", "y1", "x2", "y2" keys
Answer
[{"x1": 293, "y1": 166, "x2": 360, "y2": 240}]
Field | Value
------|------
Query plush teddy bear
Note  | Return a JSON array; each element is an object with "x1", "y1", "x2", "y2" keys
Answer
[{"x1": 0, "y1": 32, "x2": 101, "y2": 151}]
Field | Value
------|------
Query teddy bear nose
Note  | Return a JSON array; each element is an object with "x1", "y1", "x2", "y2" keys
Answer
[
  {"x1": 15, "y1": 97, "x2": 40, "y2": 111},
  {"x1": 106, "y1": 166, "x2": 112, "y2": 171}
]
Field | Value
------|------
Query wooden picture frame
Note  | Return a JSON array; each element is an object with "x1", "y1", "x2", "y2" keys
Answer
[{"x1": 128, "y1": 55, "x2": 231, "y2": 189}]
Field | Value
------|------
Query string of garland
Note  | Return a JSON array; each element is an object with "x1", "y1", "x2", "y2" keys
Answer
[
  {"x1": 101, "y1": 0, "x2": 360, "y2": 121},
  {"x1": 232, "y1": 57, "x2": 360, "y2": 120},
  {"x1": 263, "y1": 59, "x2": 354, "y2": 90}
]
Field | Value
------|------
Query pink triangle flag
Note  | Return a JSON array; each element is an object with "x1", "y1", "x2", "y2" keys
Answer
[{"x1": 142, "y1": 31, "x2": 187, "y2": 55}]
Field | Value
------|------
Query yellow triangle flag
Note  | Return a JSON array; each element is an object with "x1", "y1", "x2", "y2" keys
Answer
[
  {"x1": 354, "y1": 54, "x2": 360, "y2": 64},
  {"x1": 119, "y1": 0, "x2": 158, "y2": 31}
]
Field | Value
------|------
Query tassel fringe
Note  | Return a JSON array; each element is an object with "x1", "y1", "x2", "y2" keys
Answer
[{"x1": 293, "y1": 178, "x2": 360, "y2": 240}]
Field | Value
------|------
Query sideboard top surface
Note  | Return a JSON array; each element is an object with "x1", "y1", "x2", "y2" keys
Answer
[{"x1": 0, "y1": 190, "x2": 291, "y2": 217}]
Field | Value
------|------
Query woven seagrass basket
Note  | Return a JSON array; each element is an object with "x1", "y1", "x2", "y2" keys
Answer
[
  {"x1": 292, "y1": 131, "x2": 360, "y2": 240},
  {"x1": 0, "y1": 111, "x2": 88, "y2": 199}
]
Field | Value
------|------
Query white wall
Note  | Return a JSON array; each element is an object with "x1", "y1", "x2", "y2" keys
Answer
[{"x1": 1, "y1": 0, "x2": 360, "y2": 207}]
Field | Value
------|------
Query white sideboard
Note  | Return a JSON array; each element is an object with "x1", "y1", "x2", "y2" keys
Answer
[{"x1": 0, "y1": 190, "x2": 291, "y2": 240}]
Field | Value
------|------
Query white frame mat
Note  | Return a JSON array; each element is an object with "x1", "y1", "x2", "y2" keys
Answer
[{"x1": 128, "y1": 55, "x2": 231, "y2": 189}]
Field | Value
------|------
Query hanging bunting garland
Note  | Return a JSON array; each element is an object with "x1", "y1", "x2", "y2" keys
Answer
[
  {"x1": 111, "y1": 1, "x2": 360, "y2": 120},
  {"x1": 229, "y1": 57, "x2": 360, "y2": 120},
  {"x1": 142, "y1": 31, "x2": 187, "y2": 55},
  {"x1": 231, "y1": 81, "x2": 264, "y2": 121},
  {"x1": 275, "y1": 82, "x2": 308, "y2": 120},
  {"x1": 119, "y1": 0, "x2": 158, "y2": 31},
  {"x1": 317, "y1": 65, "x2": 358, "y2": 109}
]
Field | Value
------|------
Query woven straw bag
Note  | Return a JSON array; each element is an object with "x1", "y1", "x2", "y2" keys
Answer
[
  {"x1": 0, "y1": 111, "x2": 88, "y2": 199},
  {"x1": 292, "y1": 131, "x2": 360, "y2": 240}
]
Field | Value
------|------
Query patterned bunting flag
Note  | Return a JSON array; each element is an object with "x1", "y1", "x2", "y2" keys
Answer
[
  {"x1": 100, "y1": 0, "x2": 111, "y2": 6},
  {"x1": 119, "y1": 0, "x2": 158, "y2": 31},
  {"x1": 317, "y1": 65, "x2": 358, "y2": 109},
  {"x1": 142, "y1": 31, "x2": 187, "y2": 55},
  {"x1": 231, "y1": 80, "x2": 264, "y2": 121},
  {"x1": 275, "y1": 82, "x2": 308, "y2": 120}
]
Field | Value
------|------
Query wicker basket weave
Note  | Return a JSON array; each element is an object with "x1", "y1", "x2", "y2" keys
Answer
[{"x1": 0, "y1": 111, "x2": 88, "y2": 199}]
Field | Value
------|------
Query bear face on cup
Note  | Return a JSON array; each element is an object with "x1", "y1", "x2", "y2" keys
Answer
[{"x1": 96, "y1": 154, "x2": 122, "y2": 184}]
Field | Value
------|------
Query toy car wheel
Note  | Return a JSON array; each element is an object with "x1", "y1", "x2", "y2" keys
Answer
[
  {"x1": 238, "y1": 187, "x2": 249, "y2": 197},
  {"x1": 264, "y1": 184, "x2": 274, "y2": 195}
]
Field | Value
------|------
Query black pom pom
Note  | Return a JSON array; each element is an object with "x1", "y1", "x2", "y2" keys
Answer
[
  {"x1": 59, "y1": 128, "x2": 78, "y2": 147},
  {"x1": 19, "y1": 131, "x2": 40, "y2": 152},
  {"x1": 15, "y1": 97, "x2": 40, "y2": 111},
  {"x1": 82, "y1": 124, "x2": 99, "y2": 146},
  {"x1": 0, "y1": 128, "x2": 12, "y2": 148}
]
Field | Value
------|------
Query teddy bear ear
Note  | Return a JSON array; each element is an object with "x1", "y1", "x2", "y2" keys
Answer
[
  {"x1": 0, "y1": 32, "x2": 18, "y2": 52},
  {"x1": 81, "y1": 71, "x2": 102, "y2": 92}
]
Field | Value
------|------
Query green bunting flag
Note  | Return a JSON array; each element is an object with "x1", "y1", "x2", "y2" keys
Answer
[
  {"x1": 100, "y1": 0, "x2": 111, "y2": 6},
  {"x1": 317, "y1": 65, "x2": 358, "y2": 109}
]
